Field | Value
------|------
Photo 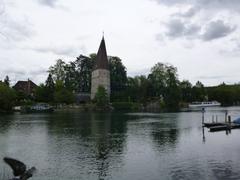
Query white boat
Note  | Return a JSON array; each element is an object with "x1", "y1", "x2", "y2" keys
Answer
[{"x1": 189, "y1": 101, "x2": 221, "y2": 108}]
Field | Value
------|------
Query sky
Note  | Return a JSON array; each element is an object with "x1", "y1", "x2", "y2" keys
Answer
[{"x1": 0, "y1": 0, "x2": 240, "y2": 86}]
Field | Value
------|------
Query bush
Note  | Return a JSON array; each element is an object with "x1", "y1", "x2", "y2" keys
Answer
[
  {"x1": 0, "y1": 82, "x2": 16, "y2": 112},
  {"x1": 112, "y1": 102, "x2": 141, "y2": 111},
  {"x1": 94, "y1": 86, "x2": 109, "y2": 107}
]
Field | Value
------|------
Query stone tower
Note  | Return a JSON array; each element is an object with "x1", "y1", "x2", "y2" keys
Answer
[{"x1": 91, "y1": 37, "x2": 110, "y2": 100}]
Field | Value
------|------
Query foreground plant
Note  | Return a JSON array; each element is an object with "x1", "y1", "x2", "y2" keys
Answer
[{"x1": 3, "y1": 157, "x2": 36, "y2": 180}]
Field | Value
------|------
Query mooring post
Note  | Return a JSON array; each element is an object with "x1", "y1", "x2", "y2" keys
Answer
[
  {"x1": 202, "y1": 126, "x2": 206, "y2": 143},
  {"x1": 228, "y1": 115, "x2": 231, "y2": 124},
  {"x1": 225, "y1": 110, "x2": 228, "y2": 123},
  {"x1": 202, "y1": 108, "x2": 205, "y2": 125}
]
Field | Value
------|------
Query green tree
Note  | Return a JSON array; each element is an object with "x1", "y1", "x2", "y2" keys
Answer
[
  {"x1": 4, "y1": 75, "x2": 10, "y2": 86},
  {"x1": 148, "y1": 62, "x2": 180, "y2": 110},
  {"x1": 35, "y1": 74, "x2": 55, "y2": 103},
  {"x1": 46, "y1": 73, "x2": 55, "y2": 89},
  {"x1": 94, "y1": 86, "x2": 109, "y2": 107},
  {"x1": 35, "y1": 84, "x2": 49, "y2": 102},
  {"x1": 164, "y1": 68, "x2": 181, "y2": 110},
  {"x1": 148, "y1": 63, "x2": 170, "y2": 97},
  {"x1": 48, "y1": 59, "x2": 66, "y2": 82},
  {"x1": 0, "y1": 82, "x2": 16, "y2": 111},
  {"x1": 54, "y1": 80, "x2": 75, "y2": 104},
  {"x1": 192, "y1": 81, "x2": 206, "y2": 101},
  {"x1": 109, "y1": 56, "x2": 127, "y2": 101},
  {"x1": 64, "y1": 62, "x2": 77, "y2": 91},
  {"x1": 75, "y1": 55, "x2": 94, "y2": 92},
  {"x1": 126, "y1": 75, "x2": 150, "y2": 103},
  {"x1": 180, "y1": 80, "x2": 192, "y2": 102}
]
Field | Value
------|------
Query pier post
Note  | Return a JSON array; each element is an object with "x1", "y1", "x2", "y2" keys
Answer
[
  {"x1": 202, "y1": 108, "x2": 205, "y2": 125},
  {"x1": 228, "y1": 115, "x2": 231, "y2": 124},
  {"x1": 225, "y1": 110, "x2": 228, "y2": 123}
]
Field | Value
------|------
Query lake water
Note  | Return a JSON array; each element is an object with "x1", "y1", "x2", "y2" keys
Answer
[{"x1": 1, "y1": 107, "x2": 240, "y2": 180}]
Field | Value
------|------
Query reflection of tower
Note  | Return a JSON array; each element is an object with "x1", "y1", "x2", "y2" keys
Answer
[
  {"x1": 91, "y1": 37, "x2": 110, "y2": 100},
  {"x1": 89, "y1": 113, "x2": 127, "y2": 180},
  {"x1": 90, "y1": 113, "x2": 111, "y2": 179}
]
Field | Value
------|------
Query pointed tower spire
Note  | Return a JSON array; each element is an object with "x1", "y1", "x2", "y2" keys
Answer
[
  {"x1": 95, "y1": 37, "x2": 109, "y2": 70},
  {"x1": 91, "y1": 37, "x2": 111, "y2": 100}
]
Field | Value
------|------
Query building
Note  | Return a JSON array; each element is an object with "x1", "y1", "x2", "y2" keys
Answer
[
  {"x1": 13, "y1": 79, "x2": 38, "y2": 96},
  {"x1": 76, "y1": 93, "x2": 91, "y2": 104},
  {"x1": 91, "y1": 37, "x2": 110, "y2": 100}
]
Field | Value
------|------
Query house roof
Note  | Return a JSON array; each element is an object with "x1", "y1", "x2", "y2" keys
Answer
[
  {"x1": 14, "y1": 80, "x2": 37, "y2": 88},
  {"x1": 13, "y1": 80, "x2": 38, "y2": 95}
]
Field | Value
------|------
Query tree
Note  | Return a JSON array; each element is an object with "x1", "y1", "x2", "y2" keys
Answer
[
  {"x1": 164, "y1": 68, "x2": 181, "y2": 110},
  {"x1": 148, "y1": 62, "x2": 180, "y2": 110},
  {"x1": 46, "y1": 73, "x2": 55, "y2": 89},
  {"x1": 126, "y1": 75, "x2": 150, "y2": 103},
  {"x1": 64, "y1": 62, "x2": 77, "y2": 91},
  {"x1": 35, "y1": 84, "x2": 49, "y2": 102},
  {"x1": 94, "y1": 86, "x2": 109, "y2": 107},
  {"x1": 35, "y1": 74, "x2": 55, "y2": 103},
  {"x1": 148, "y1": 63, "x2": 170, "y2": 97},
  {"x1": 192, "y1": 81, "x2": 206, "y2": 101},
  {"x1": 75, "y1": 55, "x2": 94, "y2": 92},
  {"x1": 48, "y1": 59, "x2": 66, "y2": 82},
  {"x1": 4, "y1": 75, "x2": 10, "y2": 86},
  {"x1": 180, "y1": 80, "x2": 192, "y2": 102},
  {"x1": 109, "y1": 56, "x2": 127, "y2": 101},
  {"x1": 0, "y1": 82, "x2": 16, "y2": 111},
  {"x1": 54, "y1": 80, "x2": 75, "y2": 104}
]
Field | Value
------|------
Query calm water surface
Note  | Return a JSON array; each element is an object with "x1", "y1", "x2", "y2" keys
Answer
[{"x1": 1, "y1": 107, "x2": 240, "y2": 180}]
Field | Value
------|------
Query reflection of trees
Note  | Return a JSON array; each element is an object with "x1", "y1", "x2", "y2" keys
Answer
[
  {"x1": 46, "y1": 111, "x2": 127, "y2": 179},
  {"x1": 150, "y1": 114, "x2": 179, "y2": 151},
  {"x1": 0, "y1": 113, "x2": 15, "y2": 133},
  {"x1": 152, "y1": 128, "x2": 178, "y2": 146}
]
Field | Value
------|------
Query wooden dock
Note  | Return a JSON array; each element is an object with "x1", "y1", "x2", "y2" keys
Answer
[
  {"x1": 203, "y1": 122, "x2": 240, "y2": 132},
  {"x1": 201, "y1": 108, "x2": 240, "y2": 132}
]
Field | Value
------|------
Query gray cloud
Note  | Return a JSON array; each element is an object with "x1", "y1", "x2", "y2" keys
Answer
[
  {"x1": 219, "y1": 38, "x2": 240, "y2": 56},
  {"x1": 1, "y1": 18, "x2": 34, "y2": 41},
  {"x1": 153, "y1": 0, "x2": 240, "y2": 11},
  {"x1": 196, "y1": 75, "x2": 230, "y2": 80},
  {"x1": 173, "y1": 6, "x2": 200, "y2": 18},
  {"x1": 161, "y1": 19, "x2": 235, "y2": 41},
  {"x1": 31, "y1": 44, "x2": 86, "y2": 57},
  {"x1": 0, "y1": 1, "x2": 34, "y2": 42},
  {"x1": 201, "y1": 20, "x2": 236, "y2": 41},
  {"x1": 164, "y1": 19, "x2": 200, "y2": 39},
  {"x1": 1, "y1": 67, "x2": 47, "y2": 85},
  {"x1": 128, "y1": 68, "x2": 150, "y2": 77},
  {"x1": 37, "y1": 0, "x2": 58, "y2": 8}
]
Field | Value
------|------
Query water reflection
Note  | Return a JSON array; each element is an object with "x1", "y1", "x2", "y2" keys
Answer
[
  {"x1": 150, "y1": 114, "x2": 179, "y2": 150},
  {"x1": 43, "y1": 112, "x2": 127, "y2": 179},
  {"x1": 1, "y1": 108, "x2": 240, "y2": 179}
]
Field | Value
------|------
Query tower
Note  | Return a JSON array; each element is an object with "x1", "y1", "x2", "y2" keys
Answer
[{"x1": 91, "y1": 37, "x2": 110, "y2": 100}]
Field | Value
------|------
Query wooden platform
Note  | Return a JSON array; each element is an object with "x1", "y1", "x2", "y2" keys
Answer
[
  {"x1": 203, "y1": 122, "x2": 225, "y2": 128},
  {"x1": 203, "y1": 122, "x2": 240, "y2": 132}
]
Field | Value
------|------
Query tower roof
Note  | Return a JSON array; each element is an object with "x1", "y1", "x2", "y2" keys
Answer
[{"x1": 94, "y1": 37, "x2": 109, "y2": 70}]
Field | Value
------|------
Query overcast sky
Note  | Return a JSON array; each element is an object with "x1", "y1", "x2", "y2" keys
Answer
[{"x1": 0, "y1": 0, "x2": 240, "y2": 86}]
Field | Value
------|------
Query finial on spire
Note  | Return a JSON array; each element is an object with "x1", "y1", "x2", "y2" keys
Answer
[{"x1": 102, "y1": 31, "x2": 104, "y2": 39}]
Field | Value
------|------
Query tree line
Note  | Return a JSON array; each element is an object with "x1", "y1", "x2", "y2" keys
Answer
[{"x1": 0, "y1": 53, "x2": 240, "y2": 112}]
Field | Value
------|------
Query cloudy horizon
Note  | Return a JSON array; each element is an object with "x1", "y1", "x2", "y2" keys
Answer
[{"x1": 1, "y1": 0, "x2": 240, "y2": 86}]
